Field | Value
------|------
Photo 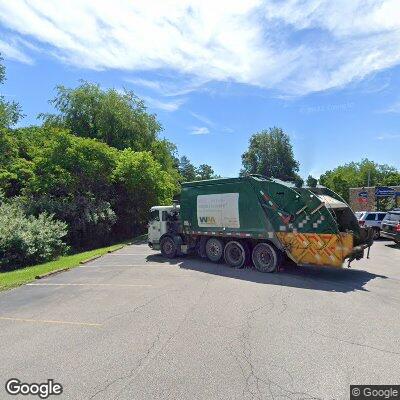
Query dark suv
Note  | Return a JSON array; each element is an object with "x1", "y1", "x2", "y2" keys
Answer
[{"x1": 381, "y1": 210, "x2": 400, "y2": 244}]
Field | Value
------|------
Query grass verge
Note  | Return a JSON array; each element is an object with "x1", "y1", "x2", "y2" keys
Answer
[{"x1": 0, "y1": 243, "x2": 126, "y2": 292}]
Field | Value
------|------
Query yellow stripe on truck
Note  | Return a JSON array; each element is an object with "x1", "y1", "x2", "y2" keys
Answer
[{"x1": 276, "y1": 232, "x2": 353, "y2": 268}]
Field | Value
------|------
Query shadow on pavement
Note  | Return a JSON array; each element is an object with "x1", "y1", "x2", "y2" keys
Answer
[
  {"x1": 385, "y1": 243, "x2": 400, "y2": 250},
  {"x1": 146, "y1": 254, "x2": 387, "y2": 293}
]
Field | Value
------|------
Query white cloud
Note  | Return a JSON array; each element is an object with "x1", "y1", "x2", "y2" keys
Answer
[
  {"x1": 189, "y1": 111, "x2": 234, "y2": 133},
  {"x1": 126, "y1": 78, "x2": 164, "y2": 92},
  {"x1": 379, "y1": 101, "x2": 400, "y2": 114},
  {"x1": 376, "y1": 133, "x2": 400, "y2": 140},
  {"x1": 190, "y1": 126, "x2": 210, "y2": 135},
  {"x1": 189, "y1": 112, "x2": 215, "y2": 127},
  {"x1": 0, "y1": 0, "x2": 400, "y2": 94},
  {"x1": 125, "y1": 76, "x2": 207, "y2": 97},
  {"x1": 0, "y1": 39, "x2": 33, "y2": 64},
  {"x1": 141, "y1": 95, "x2": 186, "y2": 112}
]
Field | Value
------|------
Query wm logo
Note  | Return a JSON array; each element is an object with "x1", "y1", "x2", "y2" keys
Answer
[{"x1": 199, "y1": 216, "x2": 216, "y2": 224}]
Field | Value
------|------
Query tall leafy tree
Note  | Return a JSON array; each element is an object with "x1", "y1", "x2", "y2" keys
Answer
[
  {"x1": 0, "y1": 128, "x2": 34, "y2": 197},
  {"x1": 196, "y1": 164, "x2": 215, "y2": 180},
  {"x1": 13, "y1": 127, "x2": 119, "y2": 248},
  {"x1": 179, "y1": 156, "x2": 197, "y2": 182},
  {"x1": 112, "y1": 150, "x2": 177, "y2": 237},
  {"x1": 0, "y1": 55, "x2": 23, "y2": 128},
  {"x1": 306, "y1": 175, "x2": 318, "y2": 187},
  {"x1": 150, "y1": 138, "x2": 180, "y2": 173},
  {"x1": 241, "y1": 127, "x2": 300, "y2": 182},
  {"x1": 40, "y1": 81, "x2": 162, "y2": 151},
  {"x1": 319, "y1": 159, "x2": 400, "y2": 202}
]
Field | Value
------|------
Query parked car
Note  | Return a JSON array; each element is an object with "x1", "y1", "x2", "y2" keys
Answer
[
  {"x1": 381, "y1": 210, "x2": 400, "y2": 244},
  {"x1": 356, "y1": 211, "x2": 387, "y2": 239}
]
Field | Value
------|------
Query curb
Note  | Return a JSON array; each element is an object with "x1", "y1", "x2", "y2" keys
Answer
[
  {"x1": 127, "y1": 235, "x2": 148, "y2": 245},
  {"x1": 35, "y1": 236, "x2": 145, "y2": 278},
  {"x1": 79, "y1": 254, "x2": 102, "y2": 265},
  {"x1": 107, "y1": 244, "x2": 125, "y2": 253},
  {"x1": 35, "y1": 268, "x2": 70, "y2": 280}
]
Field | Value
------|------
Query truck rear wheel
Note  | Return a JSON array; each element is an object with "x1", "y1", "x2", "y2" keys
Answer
[
  {"x1": 224, "y1": 241, "x2": 246, "y2": 268},
  {"x1": 205, "y1": 237, "x2": 224, "y2": 262},
  {"x1": 252, "y1": 243, "x2": 279, "y2": 273},
  {"x1": 160, "y1": 236, "x2": 177, "y2": 258}
]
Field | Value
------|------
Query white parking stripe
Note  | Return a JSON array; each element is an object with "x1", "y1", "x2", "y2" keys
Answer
[
  {"x1": 79, "y1": 264, "x2": 169, "y2": 268},
  {"x1": 106, "y1": 253, "x2": 157, "y2": 255},
  {"x1": 27, "y1": 283, "x2": 152, "y2": 287},
  {"x1": 0, "y1": 317, "x2": 102, "y2": 327}
]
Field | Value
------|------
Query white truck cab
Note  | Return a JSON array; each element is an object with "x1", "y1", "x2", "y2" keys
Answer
[{"x1": 148, "y1": 205, "x2": 180, "y2": 249}]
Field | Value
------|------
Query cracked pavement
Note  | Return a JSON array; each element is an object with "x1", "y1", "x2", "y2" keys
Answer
[{"x1": 0, "y1": 240, "x2": 399, "y2": 399}]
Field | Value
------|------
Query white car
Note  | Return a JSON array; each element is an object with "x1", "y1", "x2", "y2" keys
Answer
[{"x1": 356, "y1": 211, "x2": 387, "y2": 239}]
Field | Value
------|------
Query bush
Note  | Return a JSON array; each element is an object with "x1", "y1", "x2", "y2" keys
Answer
[
  {"x1": 1, "y1": 126, "x2": 181, "y2": 249},
  {"x1": 26, "y1": 194, "x2": 117, "y2": 249},
  {"x1": 0, "y1": 198, "x2": 68, "y2": 271}
]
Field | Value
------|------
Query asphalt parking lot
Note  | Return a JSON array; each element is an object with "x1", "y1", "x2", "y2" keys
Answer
[{"x1": 1, "y1": 239, "x2": 399, "y2": 400}]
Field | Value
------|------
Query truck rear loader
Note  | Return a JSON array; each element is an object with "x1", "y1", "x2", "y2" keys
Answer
[{"x1": 148, "y1": 175, "x2": 373, "y2": 272}]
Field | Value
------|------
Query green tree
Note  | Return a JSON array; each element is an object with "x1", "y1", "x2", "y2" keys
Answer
[
  {"x1": 179, "y1": 156, "x2": 197, "y2": 182},
  {"x1": 112, "y1": 150, "x2": 177, "y2": 237},
  {"x1": 150, "y1": 138, "x2": 180, "y2": 178},
  {"x1": 17, "y1": 127, "x2": 119, "y2": 248},
  {"x1": 292, "y1": 174, "x2": 304, "y2": 188},
  {"x1": 241, "y1": 127, "x2": 300, "y2": 182},
  {"x1": 1, "y1": 125, "x2": 182, "y2": 248},
  {"x1": 0, "y1": 128, "x2": 34, "y2": 196},
  {"x1": 196, "y1": 164, "x2": 215, "y2": 180},
  {"x1": 306, "y1": 175, "x2": 318, "y2": 187},
  {"x1": 319, "y1": 159, "x2": 400, "y2": 202},
  {"x1": 0, "y1": 56, "x2": 23, "y2": 128},
  {"x1": 40, "y1": 81, "x2": 161, "y2": 151}
]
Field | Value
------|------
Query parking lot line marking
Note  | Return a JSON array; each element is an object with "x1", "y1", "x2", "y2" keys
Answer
[
  {"x1": 78, "y1": 264, "x2": 169, "y2": 268},
  {"x1": 27, "y1": 283, "x2": 153, "y2": 287},
  {"x1": 106, "y1": 253, "x2": 158, "y2": 256},
  {"x1": 0, "y1": 317, "x2": 102, "y2": 327},
  {"x1": 105, "y1": 253, "x2": 158, "y2": 257}
]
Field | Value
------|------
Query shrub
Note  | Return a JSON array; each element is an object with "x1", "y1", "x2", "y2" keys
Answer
[
  {"x1": 0, "y1": 198, "x2": 68, "y2": 271},
  {"x1": 26, "y1": 194, "x2": 117, "y2": 249}
]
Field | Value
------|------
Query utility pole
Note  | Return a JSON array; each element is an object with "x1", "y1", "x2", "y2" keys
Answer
[{"x1": 367, "y1": 170, "x2": 371, "y2": 187}]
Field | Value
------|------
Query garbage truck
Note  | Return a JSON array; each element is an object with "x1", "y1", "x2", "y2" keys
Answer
[{"x1": 148, "y1": 175, "x2": 373, "y2": 272}]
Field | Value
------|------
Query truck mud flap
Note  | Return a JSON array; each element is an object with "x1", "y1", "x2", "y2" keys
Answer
[{"x1": 197, "y1": 236, "x2": 208, "y2": 258}]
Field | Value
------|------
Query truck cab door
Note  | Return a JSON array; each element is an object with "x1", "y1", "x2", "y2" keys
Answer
[{"x1": 148, "y1": 210, "x2": 161, "y2": 244}]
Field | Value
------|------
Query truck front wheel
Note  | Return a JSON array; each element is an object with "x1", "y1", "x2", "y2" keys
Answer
[
  {"x1": 252, "y1": 243, "x2": 279, "y2": 273},
  {"x1": 205, "y1": 237, "x2": 224, "y2": 262},
  {"x1": 160, "y1": 236, "x2": 177, "y2": 258},
  {"x1": 224, "y1": 241, "x2": 246, "y2": 268}
]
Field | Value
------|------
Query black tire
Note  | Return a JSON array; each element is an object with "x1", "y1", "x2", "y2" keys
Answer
[
  {"x1": 205, "y1": 237, "x2": 224, "y2": 262},
  {"x1": 373, "y1": 228, "x2": 380, "y2": 240},
  {"x1": 252, "y1": 242, "x2": 280, "y2": 273},
  {"x1": 224, "y1": 241, "x2": 246, "y2": 268},
  {"x1": 160, "y1": 236, "x2": 177, "y2": 258}
]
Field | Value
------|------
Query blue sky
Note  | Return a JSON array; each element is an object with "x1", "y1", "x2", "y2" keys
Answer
[{"x1": 1, "y1": 0, "x2": 400, "y2": 180}]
